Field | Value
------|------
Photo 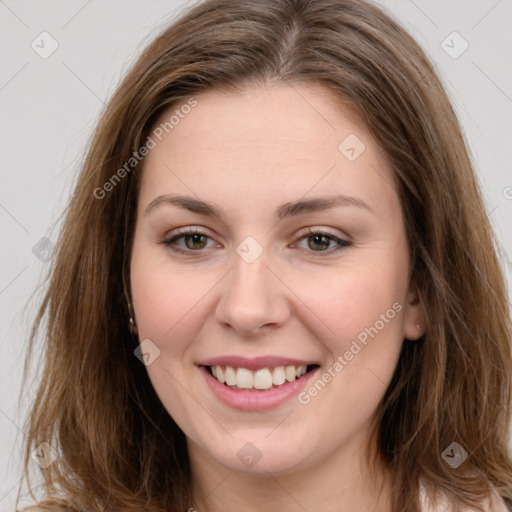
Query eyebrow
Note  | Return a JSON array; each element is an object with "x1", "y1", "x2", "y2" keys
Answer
[{"x1": 145, "y1": 193, "x2": 374, "y2": 219}]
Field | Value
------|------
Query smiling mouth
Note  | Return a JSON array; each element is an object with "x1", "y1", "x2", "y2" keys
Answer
[{"x1": 204, "y1": 364, "x2": 320, "y2": 391}]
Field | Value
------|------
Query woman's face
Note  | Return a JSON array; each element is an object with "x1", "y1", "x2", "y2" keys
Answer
[{"x1": 130, "y1": 82, "x2": 424, "y2": 476}]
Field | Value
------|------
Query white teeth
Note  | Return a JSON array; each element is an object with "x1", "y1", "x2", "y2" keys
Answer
[
  {"x1": 296, "y1": 365, "x2": 307, "y2": 377},
  {"x1": 254, "y1": 368, "x2": 273, "y2": 390},
  {"x1": 285, "y1": 365, "x2": 296, "y2": 382},
  {"x1": 272, "y1": 366, "x2": 286, "y2": 385},
  {"x1": 210, "y1": 364, "x2": 310, "y2": 389},
  {"x1": 236, "y1": 367, "x2": 254, "y2": 389},
  {"x1": 224, "y1": 365, "x2": 237, "y2": 385}
]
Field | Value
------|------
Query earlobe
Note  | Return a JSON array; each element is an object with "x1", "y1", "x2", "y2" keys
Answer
[
  {"x1": 127, "y1": 298, "x2": 139, "y2": 336},
  {"x1": 129, "y1": 317, "x2": 139, "y2": 335},
  {"x1": 403, "y1": 287, "x2": 426, "y2": 341}
]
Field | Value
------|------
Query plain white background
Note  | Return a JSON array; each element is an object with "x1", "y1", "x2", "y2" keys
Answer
[{"x1": 1, "y1": 0, "x2": 511, "y2": 509}]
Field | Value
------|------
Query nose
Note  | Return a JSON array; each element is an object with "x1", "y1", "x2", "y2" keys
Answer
[{"x1": 215, "y1": 250, "x2": 291, "y2": 337}]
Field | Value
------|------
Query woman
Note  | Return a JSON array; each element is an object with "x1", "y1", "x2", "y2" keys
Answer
[{"x1": 18, "y1": 0, "x2": 512, "y2": 511}]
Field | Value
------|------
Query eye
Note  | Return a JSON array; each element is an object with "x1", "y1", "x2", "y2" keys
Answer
[
  {"x1": 292, "y1": 228, "x2": 351, "y2": 253},
  {"x1": 160, "y1": 227, "x2": 219, "y2": 254},
  {"x1": 160, "y1": 227, "x2": 351, "y2": 256}
]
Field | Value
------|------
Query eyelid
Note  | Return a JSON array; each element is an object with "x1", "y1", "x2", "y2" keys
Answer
[
  {"x1": 294, "y1": 226, "x2": 349, "y2": 241},
  {"x1": 167, "y1": 225, "x2": 214, "y2": 238}
]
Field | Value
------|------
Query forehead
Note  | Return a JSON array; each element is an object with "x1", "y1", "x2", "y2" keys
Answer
[
  {"x1": 139, "y1": 82, "x2": 398, "y2": 217},
  {"x1": 155, "y1": 82, "x2": 365, "y2": 156}
]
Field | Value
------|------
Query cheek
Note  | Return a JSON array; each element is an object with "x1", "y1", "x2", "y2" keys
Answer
[
  {"x1": 286, "y1": 250, "x2": 408, "y2": 407},
  {"x1": 292, "y1": 266, "x2": 405, "y2": 422},
  {"x1": 130, "y1": 248, "x2": 214, "y2": 351},
  {"x1": 129, "y1": 250, "x2": 213, "y2": 426},
  {"x1": 130, "y1": 246, "x2": 190, "y2": 345},
  {"x1": 291, "y1": 258, "x2": 407, "y2": 347}
]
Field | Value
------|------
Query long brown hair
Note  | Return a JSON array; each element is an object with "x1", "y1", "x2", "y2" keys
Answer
[{"x1": 18, "y1": 0, "x2": 512, "y2": 511}]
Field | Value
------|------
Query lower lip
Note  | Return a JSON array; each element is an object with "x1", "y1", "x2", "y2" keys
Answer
[{"x1": 199, "y1": 365, "x2": 320, "y2": 411}]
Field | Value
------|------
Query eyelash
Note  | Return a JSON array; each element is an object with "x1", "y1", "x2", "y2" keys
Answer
[{"x1": 159, "y1": 227, "x2": 351, "y2": 256}]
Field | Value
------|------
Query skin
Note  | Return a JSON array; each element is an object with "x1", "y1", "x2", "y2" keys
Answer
[{"x1": 130, "y1": 81, "x2": 425, "y2": 512}]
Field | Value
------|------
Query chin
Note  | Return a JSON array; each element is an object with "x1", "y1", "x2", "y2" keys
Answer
[{"x1": 204, "y1": 436, "x2": 317, "y2": 476}]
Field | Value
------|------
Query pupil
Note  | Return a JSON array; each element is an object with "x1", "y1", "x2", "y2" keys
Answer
[
  {"x1": 309, "y1": 234, "x2": 329, "y2": 251},
  {"x1": 186, "y1": 234, "x2": 206, "y2": 249}
]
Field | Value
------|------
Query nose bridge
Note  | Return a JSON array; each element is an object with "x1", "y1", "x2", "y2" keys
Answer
[
  {"x1": 232, "y1": 253, "x2": 266, "y2": 294},
  {"x1": 215, "y1": 242, "x2": 289, "y2": 335}
]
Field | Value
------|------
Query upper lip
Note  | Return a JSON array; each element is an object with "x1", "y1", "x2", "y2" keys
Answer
[{"x1": 198, "y1": 356, "x2": 320, "y2": 371}]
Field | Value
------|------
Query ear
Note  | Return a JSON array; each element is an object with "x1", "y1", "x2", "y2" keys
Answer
[{"x1": 403, "y1": 283, "x2": 426, "y2": 341}]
